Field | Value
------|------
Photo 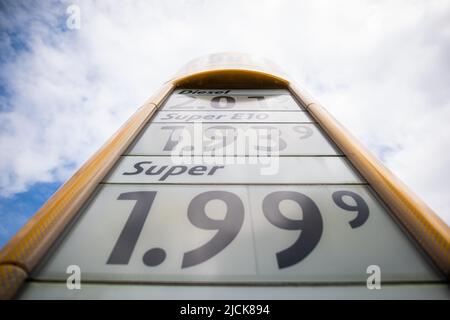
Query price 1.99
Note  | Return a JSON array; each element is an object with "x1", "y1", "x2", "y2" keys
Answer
[{"x1": 106, "y1": 190, "x2": 369, "y2": 269}]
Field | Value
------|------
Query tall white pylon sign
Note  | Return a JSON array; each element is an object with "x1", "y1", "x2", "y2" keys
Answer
[{"x1": 1, "y1": 53, "x2": 448, "y2": 300}]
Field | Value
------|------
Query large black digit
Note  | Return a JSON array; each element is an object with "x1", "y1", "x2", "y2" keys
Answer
[
  {"x1": 107, "y1": 191, "x2": 157, "y2": 265},
  {"x1": 182, "y1": 191, "x2": 244, "y2": 268},
  {"x1": 204, "y1": 125, "x2": 237, "y2": 152},
  {"x1": 161, "y1": 125, "x2": 187, "y2": 151},
  {"x1": 332, "y1": 190, "x2": 369, "y2": 228},
  {"x1": 247, "y1": 96, "x2": 268, "y2": 108},
  {"x1": 293, "y1": 125, "x2": 313, "y2": 139},
  {"x1": 251, "y1": 125, "x2": 287, "y2": 152},
  {"x1": 263, "y1": 191, "x2": 323, "y2": 269},
  {"x1": 168, "y1": 95, "x2": 196, "y2": 109},
  {"x1": 211, "y1": 96, "x2": 236, "y2": 109}
]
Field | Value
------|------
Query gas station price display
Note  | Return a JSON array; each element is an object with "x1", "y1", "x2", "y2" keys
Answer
[{"x1": 31, "y1": 89, "x2": 441, "y2": 285}]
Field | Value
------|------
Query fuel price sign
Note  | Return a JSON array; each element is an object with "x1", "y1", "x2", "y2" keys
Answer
[{"x1": 29, "y1": 89, "x2": 442, "y2": 286}]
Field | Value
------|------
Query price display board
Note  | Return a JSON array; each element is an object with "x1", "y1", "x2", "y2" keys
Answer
[
  {"x1": 128, "y1": 123, "x2": 342, "y2": 156},
  {"x1": 162, "y1": 89, "x2": 303, "y2": 111},
  {"x1": 28, "y1": 89, "x2": 443, "y2": 288},
  {"x1": 153, "y1": 111, "x2": 311, "y2": 123}
]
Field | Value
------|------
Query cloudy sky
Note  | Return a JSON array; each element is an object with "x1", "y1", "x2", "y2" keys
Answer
[{"x1": 0, "y1": 0, "x2": 449, "y2": 247}]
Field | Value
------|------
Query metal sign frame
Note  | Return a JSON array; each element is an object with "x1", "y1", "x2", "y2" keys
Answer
[{"x1": 1, "y1": 53, "x2": 449, "y2": 299}]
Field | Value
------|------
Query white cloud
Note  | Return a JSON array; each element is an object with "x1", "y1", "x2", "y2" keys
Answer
[{"x1": 0, "y1": 0, "x2": 449, "y2": 224}]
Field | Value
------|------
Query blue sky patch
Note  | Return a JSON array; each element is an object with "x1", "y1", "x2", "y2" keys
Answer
[{"x1": 0, "y1": 181, "x2": 61, "y2": 248}]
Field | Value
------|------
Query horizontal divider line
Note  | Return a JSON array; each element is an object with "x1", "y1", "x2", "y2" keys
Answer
[
  {"x1": 151, "y1": 121, "x2": 316, "y2": 124},
  {"x1": 160, "y1": 109, "x2": 305, "y2": 112},
  {"x1": 157, "y1": 109, "x2": 307, "y2": 112},
  {"x1": 120, "y1": 154, "x2": 346, "y2": 157},
  {"x1": 99, "y1": 182, "x2": 369, "y2": 186},
  {"x1": 26, "y1": 278, "x2": 445, "y2": 287},
  {"x1": 145, "y1": 121, "x2": 317, "y2": 124}
]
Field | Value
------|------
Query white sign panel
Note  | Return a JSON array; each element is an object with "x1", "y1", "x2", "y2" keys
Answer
[
  {"x1": 153, "y1": 111, "x2": 312, "y2": 123},
  {"x1": 127, "y1": 123, "x2": 342, "y2": 156},
  {"x1": 27, "y1": 88, "x2": 442, "y2": 293},
  {"x1": 32, "y1": 184, "x2": 440, "y2": 283},
  {"x1": 105, "y1": 156, "x2": 363, "y2": 184},
  {"x1": 163, "y1": 89, "x2": 303, "y2": 111}
]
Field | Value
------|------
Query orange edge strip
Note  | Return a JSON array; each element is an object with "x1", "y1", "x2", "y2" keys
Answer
[
  {"x1": 0, "y1": 265, "x2": 27, "y2": 300},
  {"x1": 0, "y1": 83, "x2": 174, "y2": 298},
  {"x1": 289, "y1": 84, "x2": 450, "y2": 279}
]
